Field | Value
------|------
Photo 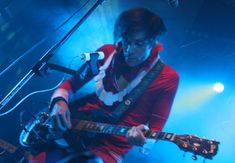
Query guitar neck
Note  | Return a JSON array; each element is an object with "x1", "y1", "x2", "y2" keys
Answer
[
  {"x1": 74, "y1": 120, "x2": 130, "y2": 136},
  {"x1": 74, "y1": 120, "x2": 176, "y2": 142}
]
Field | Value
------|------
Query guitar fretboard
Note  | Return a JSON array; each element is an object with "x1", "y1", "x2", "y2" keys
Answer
[
  {"x1": 74, "y1": 120, "x2": 176, "y2": 142},
  {"x1": 75, "y1": 120, "x2": 130, "y2": 136},
  {"x1": 144, "y1": 130, "x2": 176, "y2": 141}
]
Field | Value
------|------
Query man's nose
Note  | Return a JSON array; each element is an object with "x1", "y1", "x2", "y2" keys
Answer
[{"x1": 125, "y1": 43, "x2": 135, "y2": 53}]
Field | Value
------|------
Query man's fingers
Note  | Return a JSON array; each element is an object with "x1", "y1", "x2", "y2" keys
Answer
[
  {"x1": 136, "y1": 124, "x2": 149, "y2": 131},
  {"x1": 53, "y1": 113, "x2": 68, "y2": 132},
  {"x1": 127, "y1": 127, "x2": 137, "y2": 137},
  {"x1": 127, "y1": 126, "x2": 146, "y2": 146},
  {"x1": 50, "y1": 103, "x2": 71, "y2": 131},
  {"x1": 52, "y1": 114, "x2": 66, "y2": 132},
  {"x1": 60, "y1": 112, "x2": 72, "y2": 129},
  {"x1": 59, "y1": 114, "x2": 70, "y2": 130}
]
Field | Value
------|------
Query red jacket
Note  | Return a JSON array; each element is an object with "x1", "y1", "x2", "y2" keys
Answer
[{"x1": 57, "y1": 44, "x2": 179, "y2": 156}]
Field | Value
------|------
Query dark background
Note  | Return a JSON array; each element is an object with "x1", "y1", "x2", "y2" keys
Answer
[{"x1": 0, "y1": 0, "x2": 234, "y2": 162}]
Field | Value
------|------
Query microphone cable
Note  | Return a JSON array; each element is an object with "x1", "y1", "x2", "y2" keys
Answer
[{"x1": 0, "y1": 54, "x2": 82, "y2": 117}]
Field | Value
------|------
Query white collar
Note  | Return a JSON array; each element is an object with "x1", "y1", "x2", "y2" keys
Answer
[{"x1": 93, "y1": 50, "x2": 159, "y2": 106}]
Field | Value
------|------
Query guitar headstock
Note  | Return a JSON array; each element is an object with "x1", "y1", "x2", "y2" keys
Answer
[{"x1": 173, "y1": 134, "x2": 219, "y2": 160}]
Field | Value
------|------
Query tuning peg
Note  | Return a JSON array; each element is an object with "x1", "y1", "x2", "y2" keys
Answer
[{"x1": 192, "y1": 155, "x2": 197, "y2": 160}]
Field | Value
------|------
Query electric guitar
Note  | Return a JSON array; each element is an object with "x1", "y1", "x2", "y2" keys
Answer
[{"x1": 19, "y1": 111, "x2": 219, "y2": 160}]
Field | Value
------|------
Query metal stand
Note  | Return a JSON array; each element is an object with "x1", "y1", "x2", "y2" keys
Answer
[{"x1": 0, "y1": 0, "x2": 105, "y2": 110}]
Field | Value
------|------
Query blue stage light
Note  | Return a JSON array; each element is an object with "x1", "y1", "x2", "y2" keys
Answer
[{"x1": 213, "y1": 82, "x2": 224, "y2": 93}]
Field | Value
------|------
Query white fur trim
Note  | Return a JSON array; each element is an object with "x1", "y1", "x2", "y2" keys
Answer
[{"x1": 93, "y1": 50, "x2": 160, "y2": 106}]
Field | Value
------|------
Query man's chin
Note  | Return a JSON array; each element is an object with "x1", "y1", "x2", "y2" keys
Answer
[
  {"x1": 125, "y1": 57, "x2": 146, "y2": 67},
  {"x1": 126, "y1": 61, "x2": 141, "y2": 67}
]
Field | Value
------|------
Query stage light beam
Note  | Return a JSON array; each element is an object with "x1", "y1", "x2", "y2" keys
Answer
[{"x1": 213, "y1": 82, "x2": 224, "y2": 93}]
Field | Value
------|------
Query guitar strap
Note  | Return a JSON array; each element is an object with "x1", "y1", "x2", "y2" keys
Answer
[{"x1": 110, "y1": 60, "x2": 165, "y2": 122}]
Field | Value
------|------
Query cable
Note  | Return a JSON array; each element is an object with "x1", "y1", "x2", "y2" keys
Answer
[
  {"x1": 0, "y1": 55, "x2": 81, "y2": 117},
  {"x1": 0, "y1": 150, "x2": 6, "y2": 155},
  {"x1": 0, "y1": 78, "x2": 63, "y2": 116}
]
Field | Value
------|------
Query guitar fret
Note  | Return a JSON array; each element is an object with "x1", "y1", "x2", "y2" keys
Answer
[
  {"x1": 119, "y1": 125, "x2": 129, "y2": 134},
  {"x1": 119, "y1": 128, "x2": 126, "y2": 134},
  {"x1": 112, "y1": 126, "x2": 119, "y2": 134},
  {"x1": 87, "y1": 123, "x2": 92, "y2": 129},
  {"x1": 150, "y1": 130, "x2": 159, "y2": 139},
  {"x1": 93, "y1": 124, "x2": 98, "y2": 131},
  {"x1": 93, "y1": 122, "x2": 104, "y2": 133},
  {"x1": 85, "y1": 122, "x2": 90, "y2": 129},
  {"x1": 144, "y1": 130, "x2": 160, "y2": 139},
  {"x1": 104, "y1": 125, "x2": 113, "y2": 133},
  {"x1": 144, "y1": 131, "x2": 175, "y2": 142},
  {"x1": 160, "y1": 132, "x2": 175, "y2": 141},
  {"x1": 117, "y1": 126, "x2": 123, "y2": 134},
  {"x1": 99, "y1": 125, "x2": 104, "y2": 131},
  {"x1": 99, "y1": 123, "x2": 107, "y2": 133}
]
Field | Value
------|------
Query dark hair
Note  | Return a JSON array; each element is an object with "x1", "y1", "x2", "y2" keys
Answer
[{"x1": 114, "y1": 8, "x2": 167, "y2": 44}]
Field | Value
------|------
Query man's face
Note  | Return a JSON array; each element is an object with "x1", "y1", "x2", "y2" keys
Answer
[{"x1": 122, "y1": 31, "x2": 154, "y2": 67}]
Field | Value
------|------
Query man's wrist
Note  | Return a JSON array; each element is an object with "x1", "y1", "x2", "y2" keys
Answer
[{"x1": 49, "y1": 96, "x2": 68, "y2": 111}]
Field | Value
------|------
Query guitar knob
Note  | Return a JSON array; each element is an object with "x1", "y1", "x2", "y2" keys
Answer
[{"x1": 192, "y1": 155, "x2": 197, "y2": 160}]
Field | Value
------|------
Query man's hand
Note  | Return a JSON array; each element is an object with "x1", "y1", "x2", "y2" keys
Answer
[
  {"x1": 50, "y1": 100, "x2": 72, "y2": 132},
  {"x1": 126, "y1": 124, "x2": 149, "y2": 146}
]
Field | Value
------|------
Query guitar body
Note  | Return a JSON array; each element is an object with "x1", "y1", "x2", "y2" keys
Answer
[{"x1": 19, "y1": 109, "x2": 114, "y2": 154}]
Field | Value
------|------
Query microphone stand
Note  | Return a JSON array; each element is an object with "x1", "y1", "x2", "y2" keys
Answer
[
  {"x1": 45, "y1": 53, "x2": 100, "y2": 89},
  {"x1": 0, "y1": 0, "x2": 105, "y2": 110}
]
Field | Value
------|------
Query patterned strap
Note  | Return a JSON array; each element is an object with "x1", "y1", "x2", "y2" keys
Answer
[{"x1": 110, "y1": 60, "x2": 165, "y2": 122}]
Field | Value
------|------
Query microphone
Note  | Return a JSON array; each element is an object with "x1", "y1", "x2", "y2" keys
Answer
[
  {"x1": 168, "y1": 0, "x2": 179, "y2": 8},
  {"x1": 70, "y1": 52, "x2": 103, "y2": 90},
  {"x1": 80, "y1": 51, "x2": 104, "y2": 61}
]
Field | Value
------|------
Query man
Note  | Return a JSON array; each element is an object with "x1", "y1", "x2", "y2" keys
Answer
[{"x1": 31, "y1": 8, "x2": 179, "y2": 163}]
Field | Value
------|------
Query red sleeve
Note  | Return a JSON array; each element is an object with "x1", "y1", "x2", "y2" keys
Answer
[
  {"x1": 149, "y1": 65, "x2": 179, "y2": 131},
  {"x1": 96, "y1": 44, "x2": 116, "y2": 63}
]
